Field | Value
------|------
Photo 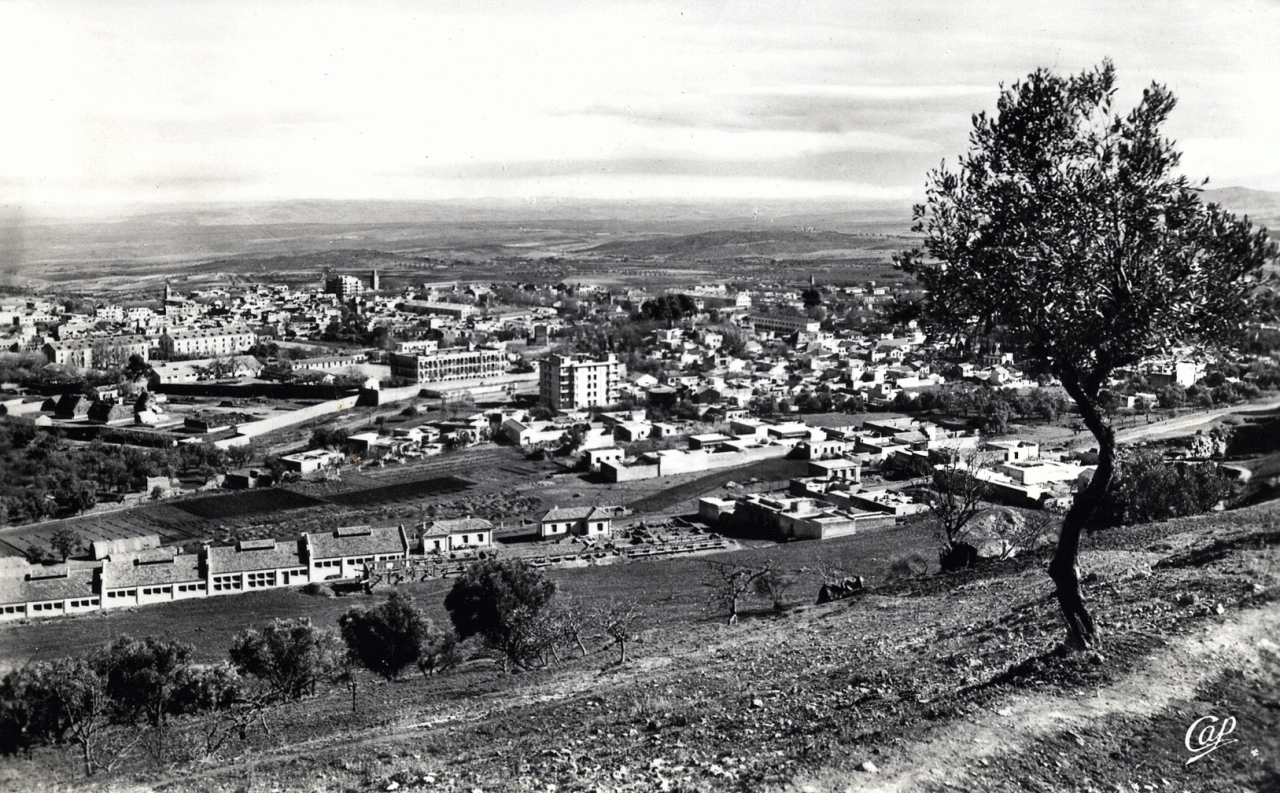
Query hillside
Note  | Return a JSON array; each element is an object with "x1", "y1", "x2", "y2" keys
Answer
[
  {"x1": 585, "y1": 228, "x2": 907, "y2": 261},
  {"x1": 1202, "y1": 186, "x2": 1280, "y2": 230},
  {"x1": 1, "y1": 504, "x2": 1276, "y2": 792}
]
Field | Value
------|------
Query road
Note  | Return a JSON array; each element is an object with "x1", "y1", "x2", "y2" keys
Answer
[{"x1": 1109, "y1": 395, "x2": 1280, "y2": 445}]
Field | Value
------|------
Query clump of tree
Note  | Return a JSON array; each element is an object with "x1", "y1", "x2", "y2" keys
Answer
[
  {"x1": 1092, "y1": 449, "x2": 1232, "y2": 528},
  {"x1": 308, "y1": 426, "x2": 350, "y2": 451},
  {"x1": 897, "y1": 60, "x2": 1276, "y2": 648},
  {"x1": 0, "y1": 635, "x2": 232, "y2": 776},
  {"x1": 338, "y1": 591, "x2": 454, "y2": 681},
  {"x1": 637, "y1": 294, "x2": 699, "y2": 323},
  {"x1": 444, "y1": 559, "x2": 557, "y2": 672},
  {"x1": 229, "y1": 618, "x2": 347, "y2": 702}
]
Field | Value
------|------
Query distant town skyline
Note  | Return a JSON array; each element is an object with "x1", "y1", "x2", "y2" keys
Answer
[{"x1": 2, "y1": 0, "x2": 1278, "y2": 214}]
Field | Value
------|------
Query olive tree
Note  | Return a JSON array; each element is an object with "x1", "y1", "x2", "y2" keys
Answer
[
  {"x1": 229, "y1": 618, "x2": 346, "y2": 702},
  {"x1": 338, "y1": 591, "x2": 435, "y2": 681},
  {"x1": 444, "y1": 559, "x2": 557, "y2": 671},
  {"x1": 897, "y1": 61, "x2": 1275, "y2": 649}
]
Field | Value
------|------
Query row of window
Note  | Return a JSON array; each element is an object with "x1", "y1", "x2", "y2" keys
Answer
[{"x1": 213, "y1": 574, "x2": 242, "y2": 592}]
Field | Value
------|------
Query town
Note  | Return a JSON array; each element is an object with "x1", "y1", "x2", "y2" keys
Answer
[{"x1": 1, "y1": 262, "x2": 1264, "y2": 622}]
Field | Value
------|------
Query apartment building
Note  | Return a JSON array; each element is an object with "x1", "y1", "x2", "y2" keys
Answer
[
  {"x1": 539, "y1": 353, "x2": 624, "y2": 410},
  {"x1": 159, "y1": 325, "x2": 257, "y2": 358}
]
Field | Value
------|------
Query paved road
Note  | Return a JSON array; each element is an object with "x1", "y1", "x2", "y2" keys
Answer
[{"x1": 1110, "y1": 395, "x2": 1280, "y2": 445}]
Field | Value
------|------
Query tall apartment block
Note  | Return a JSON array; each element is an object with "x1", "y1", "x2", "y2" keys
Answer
[
  {"x1": 325, "y1": 274, "x2": 364, "y2": 302},
  {"x1": 540, "y1": 353, "x2": 624, "y2": 410}
]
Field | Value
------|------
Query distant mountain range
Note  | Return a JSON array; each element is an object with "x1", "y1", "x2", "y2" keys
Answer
[
  {"x1": 584, "y1": 228, "x2": 906, "y2": 261},
  {"x1": 1201, "y1": 187, "x2": 1280, "y2": 224}
]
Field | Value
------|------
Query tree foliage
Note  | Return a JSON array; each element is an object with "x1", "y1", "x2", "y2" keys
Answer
[
  {"x1": 444, "y1": 559, "x2": 557, "y2": 671},
  {"x1": 1093, "y1": 449, "x2": 1231, "y2": 528},
  {"x1": 897, "y1": 60, "x2": 1275, "y2": 648},
  {"x1": 338, "y1": 591, "x2": 435, "y2": 680},
  {"x1": 229, "y1": 618, "x2": 346, "y2": 702}
]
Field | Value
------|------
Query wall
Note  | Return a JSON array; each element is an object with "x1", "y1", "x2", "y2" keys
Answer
[
  {"x1": 213, "y1": 394, "x2": 362, "y2": 449},
  {"x1": 601, "y1": 461, "x2": 660, "y2": 483},
  {"x1": 156, "y1": 382, "x2": 355, "y2": 400}
]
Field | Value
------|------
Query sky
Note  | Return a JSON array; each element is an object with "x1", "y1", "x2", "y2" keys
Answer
[{"x1": 1, "y1": 0, "x2": 1278, "y2": 215}]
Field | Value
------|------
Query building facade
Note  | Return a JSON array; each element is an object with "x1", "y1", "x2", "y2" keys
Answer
[
  {"x1": 325, "y1": 274, "x2": 364, "y2": 302},
  {"x1": 388, "y1": 347, "x2": 506, "y2": 384},
  {"x1": 539, "y1": 353, "x2": 624, "y2": 410},
  {"x1": 159, "y1": 325, "x2": 257, "y2": 358}
]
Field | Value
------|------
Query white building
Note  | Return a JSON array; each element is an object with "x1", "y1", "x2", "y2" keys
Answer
[{"x1": 539, "y1": 353, "x2": 624, "y2": 410}]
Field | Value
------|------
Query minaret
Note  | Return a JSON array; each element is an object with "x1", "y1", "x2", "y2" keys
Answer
[
  {"x1": 164, "y1": 281, "x2": 173, "y2": 303},
  {"x1": 371, "y1": 269, "x2": 380, "y2": 291}
]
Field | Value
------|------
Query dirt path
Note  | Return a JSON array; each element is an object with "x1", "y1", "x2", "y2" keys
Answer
[{"x1": 789, "y1": 601, "x2": 1280, "y2": 793}]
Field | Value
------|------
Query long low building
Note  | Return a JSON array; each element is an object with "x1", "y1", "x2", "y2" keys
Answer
[
  {"x1": 389, "y1": 347, "x2": 507, "y2": 384},
  {"x1": 0, "y1": 525, "x2": 408, "y2": 623}
]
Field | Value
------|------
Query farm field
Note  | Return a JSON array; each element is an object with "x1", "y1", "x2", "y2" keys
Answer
[{"x1": 0, "y1": 442, "x2": 820, "y2": 558}]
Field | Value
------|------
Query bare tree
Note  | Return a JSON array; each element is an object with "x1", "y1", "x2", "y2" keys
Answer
[
  {"x1": 922, "y1": 450, "x2": 991, "y2": 571},
  {"x1": 751, "y1": 561, "x2": 798, "y2": 611},
  {"x1": 593, "y1": 601, "x2": 645, "y2": 664},
  {"x1": 549, "y1": 597, "x2": 591, "y2": 658}
]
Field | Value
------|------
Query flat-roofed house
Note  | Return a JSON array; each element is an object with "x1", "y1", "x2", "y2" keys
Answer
[
  {"x1": 0, "y1": 565, "x2": 100, "y2": 622},
  {"x1": 101, "y1": 547, "x2": 205, "y2": 607},
  {"x1": 303, "y1": 525, "x2": 410, "y2": 580},
  {"x1": 205, "y1": 538, "x2": 308, "y2": 595},
  {"x1": 419, "y1": 518, "x2": 494, "y2": 553}
]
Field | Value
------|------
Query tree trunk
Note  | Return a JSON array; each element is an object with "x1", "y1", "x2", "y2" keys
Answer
[{"x1": 1054, "y1": 375, "x2": 1116, "y2": 650}]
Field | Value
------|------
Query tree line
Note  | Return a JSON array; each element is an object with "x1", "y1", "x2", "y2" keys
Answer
[
  {"x1": 0, "y1": 560, "x2": 645, "y2": 777},
  {"x1": 0, "y1": 419, "x2": 255, "y2": 526}
]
